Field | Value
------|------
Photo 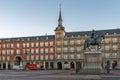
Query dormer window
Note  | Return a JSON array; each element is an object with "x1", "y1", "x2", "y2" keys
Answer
[
  {"x1": 78, "y1": 35, "x2": 80, "y2": 37},
  {"x1": 46, "y1": 37, "x2": 48, "y2": 40},
  {"x1": 72, "y1": 35, "x2": 74, "y2": 37},
  {"x1": 114, "y1": 32, "x2": 116, "y2": 35},
  {"x1": 36, "y1": 37, "x2": 39, "y2": 40},
  {"x1": 106, "y1": 33, "x2": 109, "y2": 35},
  {"x1": 27, "y1": 38, "x2": 30, "y2": 41}
]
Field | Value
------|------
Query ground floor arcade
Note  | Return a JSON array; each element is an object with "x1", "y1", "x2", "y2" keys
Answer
[{"x1": 0, "y1": 56, "x2": 120, "y2": 70}]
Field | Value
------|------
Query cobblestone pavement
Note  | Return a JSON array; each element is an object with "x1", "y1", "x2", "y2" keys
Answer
[{"x1": 0, "y1": 70, "x2": 120, "y2": 80}]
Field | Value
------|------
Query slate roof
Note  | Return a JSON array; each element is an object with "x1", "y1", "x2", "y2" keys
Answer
[
  {"x1": 0, "y1": 35, "x2": 55, "y2": 42},
  {"x1": 66, "y1": 29, "x2": 120, "y2": 37},
  {"x1": 0, "y1": 29, "x2": 119, "y2": 42}
]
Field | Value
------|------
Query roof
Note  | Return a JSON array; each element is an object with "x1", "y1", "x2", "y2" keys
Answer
[
  {"x1": 0, "y1": 35, "x2": 55, "y2": 42},
  {"x1": 0, "y1": 28, "x2": 119, "y2": 42},
  {"x1": 66, "y1": 29, "x2": 120, "y2": 37}
]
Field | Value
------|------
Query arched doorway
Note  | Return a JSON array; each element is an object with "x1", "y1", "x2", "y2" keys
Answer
[
  {"x1": 64, "y1": 62, "x2": 69, "y2": 69},
  {"x1": 70, "y1": 62, "x2": 75, "y2": 69},
  {"x1": 15, "y1": 56, "x2": 22, "y2": 65},
  {"x1": 3, "y1": 63, "x2": 6, "y2": 69},
  {"x1": 112, "y1": 60, "x2": 117, "y2": 69},
  {"x1": 8, "y1": 64, "x2": 11, "y2": 70},
  {"x1": 57, "y1": 62, "x2": 62, "y2": 70}
]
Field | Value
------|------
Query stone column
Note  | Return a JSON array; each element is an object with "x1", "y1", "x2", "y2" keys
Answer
[
  {"x1": 68, "y1": 62, "x2": 70, "y2": 69},
  {"x1": 20, "y1": 61, "x2": 23, "y2": 66},
  {"x1": 62, "y1": 62, "x2": 64, "y2": 70},
  {"x1": 54, "y1": 61, "x2": 57, "y2": 69},
  {"x1": 110, "y1": 60, "x2": 113, "y2": 69},
  {"x1": 48, "y1": 62, "x2": 51, "y2": 69},
  {"x1": 6, "y1": 62, "x2": 8, "y2": 69},
  {"x1": 1, "y1": 62, "x2": 3, "y2": 69},
  {"x1": 74, "y1": 61, "x2": 76, "y2": 70},
  {"x1": 43, "y1": 61, "x2": 45, "y2": 69}
]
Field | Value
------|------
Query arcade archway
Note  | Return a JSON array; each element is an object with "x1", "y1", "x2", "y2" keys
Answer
[
  {"x1": 57, "y1": 62, "x2": 62, "y2": 70},
  {"x1": 15, "y1": 56, "x2": 22, "y2": 65},
  {"x1": 70, "y1": 62, "x2": 75, "y2": 69}
]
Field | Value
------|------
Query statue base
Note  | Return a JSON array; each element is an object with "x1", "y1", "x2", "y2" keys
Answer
[{"x1": 80, "y1": 51, "x2": 103, "y2": 74}]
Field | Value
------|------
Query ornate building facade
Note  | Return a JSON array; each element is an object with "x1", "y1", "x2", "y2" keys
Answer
[{"x1": 0, "y1": 8, "x2": 120, "y2": 70}]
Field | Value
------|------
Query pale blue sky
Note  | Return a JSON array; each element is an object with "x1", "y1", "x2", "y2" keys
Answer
[{"x1": 0, "y1": 0, "x2": 120, "y2": 38}]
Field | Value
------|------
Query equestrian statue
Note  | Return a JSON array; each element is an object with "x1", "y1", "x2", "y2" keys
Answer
[{"x1": 84, "y1": 30, "x2": 105, "y2": 51}]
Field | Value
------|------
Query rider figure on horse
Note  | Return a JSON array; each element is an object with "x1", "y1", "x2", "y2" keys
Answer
[{"x1": 90, "y1": 29, "x2": 98, "y2": 44}]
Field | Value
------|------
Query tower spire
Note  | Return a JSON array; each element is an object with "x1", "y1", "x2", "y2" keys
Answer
[
  {"x1": 55, "y1": 4, "x2": 65, "y2": 31},
  {"x1": 58, "y1": 4, "x2": 62, "y2": 21},
  {"x1": 58, "y1": 4, "x2": 63, "y2": 26}
]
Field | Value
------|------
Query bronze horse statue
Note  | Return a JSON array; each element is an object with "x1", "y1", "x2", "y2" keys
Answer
[{"x1": 84, "y1": 32, "x2": 105, "y2": 51}]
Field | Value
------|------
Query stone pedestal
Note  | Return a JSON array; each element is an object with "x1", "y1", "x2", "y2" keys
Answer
[{"x1": 81, "y1": 51, "x2": 103, "y2": 73}]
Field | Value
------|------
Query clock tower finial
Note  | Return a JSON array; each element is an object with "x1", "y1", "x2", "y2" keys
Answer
[{"x1": 55, "y1": 4, "x2": 65, "y2": 31}]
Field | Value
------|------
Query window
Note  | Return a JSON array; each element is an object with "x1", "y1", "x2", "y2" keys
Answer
[
  {"x1": 50, "y1": 48, "x2": 53, "y2": 53},
  {"x1": 2, "y1": 56, "x2": 5, "y2": 61},
  {"x1": 76, "y1": 40, "x2": 81, "y2": 45},
  {"x1": 23, "y1": 49, "x2": 29, "y2": 54},
  {"x1": 17, "y1": 43, "x2": 20, "y2": 48},
  {"x1": 57, "y1": 48, "x2": 61, "y2": 53},
  {"x1": 7, "y1": 56, "x2": 10, "y2": 61},
  {"x1": 7, "y1": 50, "x2": 10, "y2": 54},
  {"x1": 36, "y1": 37, "x2": 39, "y2": 40},
  {"x1": 11, "y1": 44, "x2": 14, "y2": 48},
  {"x1": 57, "y1": 33, "x2": 60, "y2": 38},
  {"x1": 105, "y1": 38, "x2": 110, "y2": 43},
  {"x1": 11, "y1": 50, "x2": 14, "y2": 54},
  {"x1": 16, "y1": 49, "x2": 20, "y2": 54},
  {"x1": 40, "y1": 42, "x2": 44, "y2": 47},
  {"x1": 2, "y1": 44, "x2": 5, "y2": 48},
  {"x1": 27, "y1": 55, "x2": 29, "y2": 60},
  {"x1": 105, "y1": 45, "x2": 110, "y2": 50},
  {"x1": 23, "y1": 43, "x2": 25, "y2": 48},
  {"x1": 31, "y1": 55, "x2": 34, "y2": 60},
  {"x1": 112, "y1": 53, "x2": 117, "y2": 58},
  {"x1": 70, "y1": 47, "x2": 74, "y2": 52},
  {"x1": 36, "y1": 42, "x2": 39, "y2": 47},
  {"x1": 113, "y1": 45, "x2": 117, "y2": 50},
  {"x1": 36, "y1": 48, "x2": 39, "y2": 54},
  {"x1": 57, "y1": 55, "x2": 61, "y2": 59},
  {"x1": 105, "y1": 53, "x2": 109, "y2": 58},
  {"x1": 45, "y1": 55, "x2": 48, "y2": 60},
  {"x1": 63, "y1": 41, "x2": 68, "y2": 45},
  {"x1": 46, "y1": 37, "x2": 48, "y2": 40},
  {"x1": 77, "y1": 47, "x2": 81, "y2": 52},
  {"x1": 70, "y1": 40, "x2": 74, "y2": 45},
  {"x1": 64, "y1": 55, "x2": 68, "y2": 59},
  {"x1": 112, "y1": 38, "x2": 117, "y2": 43},
  {"x1": 31, "y1": 49, "x2": 34, "y2": 54},
  {"x1": 7, "y1": 44, "x2": 10, "y2": 48},
  {"x1": 36, "y1": 55, "x2": 39, "y2": 60},
  {"x1": 63, "y1": 47, "x2": 68, "y2": 52},
  {"x1": 50, "y1": 42, "x2": 53, "y2": 46},
  {"x1": 31, "y1": 43, "x2": 34, "y2": 47},
  {"x1": 45, "y1": 42, "x2": 48, "y2": 46},
  {"x1": 70, "y1": 55, "x2": 74, "y2": 59},
  {"x1": 27, "y1": 43, "x2": 29, "y2": 47},
  {"x1": 45, "y1": 48, "x2": 48, "y2": 53},
  {"x1": 40, "y1": 48, "x2": 44, "y2": 53},
  {"x1": 40, "y1": 56, "x2": 44, "y2": 60},
  {"x1": 57, "y1": 41, "x2": 61, "y2": 46},
  {"x1": 2, "y1": 50, "x2": 6, "y2": 55},
  {"x1": 77, "y1": 54, "x2": 81, "y2": 59},
  {"x1": 50, "y1": 55, "x2": 53, "y2": 60}
]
